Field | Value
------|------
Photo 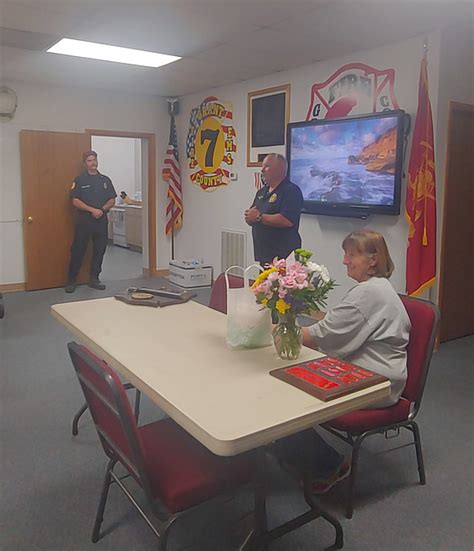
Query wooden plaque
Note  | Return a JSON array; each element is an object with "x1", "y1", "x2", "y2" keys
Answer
[
  {"x1": 270, "y1": 356, "x2": 388, "y2": 402},
  {"x1": 114, "y1": 289, "x2": 196, "y2": 308}
]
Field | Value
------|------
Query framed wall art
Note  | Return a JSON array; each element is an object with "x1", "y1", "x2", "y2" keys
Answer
[{"x1": 247, "y1": 83, "x2": 290, "y2": 167}]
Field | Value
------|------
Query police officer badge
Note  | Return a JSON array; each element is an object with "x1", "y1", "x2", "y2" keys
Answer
[{"x1": 269, "y1": 193, "x2": 277, "y2": 203}]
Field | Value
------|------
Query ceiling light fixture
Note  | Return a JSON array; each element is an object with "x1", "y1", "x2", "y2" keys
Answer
[{"x1": 47, "y1": 38, "x2": 181, "y2": 68}]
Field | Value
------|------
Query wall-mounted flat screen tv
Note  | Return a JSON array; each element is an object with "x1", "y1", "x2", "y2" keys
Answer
[{"x1": 287, "y1": 110, "x2": 406, "y2": 218}]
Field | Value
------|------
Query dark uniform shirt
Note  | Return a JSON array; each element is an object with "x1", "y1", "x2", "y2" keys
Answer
[
  {"x1": 70, "y1": 171, "x2": 117, "y2": 221},
  {"x1": 251, "y1": 177, "x2": 304, "y2": 264}
]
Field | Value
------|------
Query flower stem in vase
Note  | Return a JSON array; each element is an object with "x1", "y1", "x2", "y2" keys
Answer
[{"x1": 272, "y1": 314, "x2": 303, "y2": 360}]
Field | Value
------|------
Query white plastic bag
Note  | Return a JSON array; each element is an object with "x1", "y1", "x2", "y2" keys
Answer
[{"x1": 225, "y1": 265, "x2": 272, "y2": 349}]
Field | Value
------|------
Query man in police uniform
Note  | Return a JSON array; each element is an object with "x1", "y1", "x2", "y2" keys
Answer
[
  {"x1": 65, "y1": 150, "x2": 116, "y2": 293},
  {"x1": 245, "y1": 153, "x2": 303, "y2": 266}
]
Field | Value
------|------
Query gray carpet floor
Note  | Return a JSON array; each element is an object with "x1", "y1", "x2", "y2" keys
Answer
[
  {"x1": 1, "y1": 278, "x2": 473, "y2": 551},
  {"x1": 100, "y1": 244, "x2": 143, "y2": 282}
]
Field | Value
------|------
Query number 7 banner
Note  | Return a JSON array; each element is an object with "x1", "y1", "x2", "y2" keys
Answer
[{"x1": 186, "y1": 96, "x2": 237, "y2": 191}]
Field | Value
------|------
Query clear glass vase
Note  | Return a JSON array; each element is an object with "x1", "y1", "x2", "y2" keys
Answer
[{"x1": 272, "y1": 314, "x2": 302, "y2": 360}]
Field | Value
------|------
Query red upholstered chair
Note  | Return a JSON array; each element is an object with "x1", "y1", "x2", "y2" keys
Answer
[
  {"x1": 323, "y1": 295, "x2": 440, "y2": 518},
  {"x1": 208, "y1": 272, "x2": 245, "y2": 314},
  {"x1": 71, "y1": 382, "x2": 140, "y2": 436},
  {"x1": 68, "y1": 342, "x2": 252, "y2": 550}
]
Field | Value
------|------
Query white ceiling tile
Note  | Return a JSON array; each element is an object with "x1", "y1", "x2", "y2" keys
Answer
[
  {"x1": 0, "y1": 0, "x2": 467, "y2": 96},
  {"x1": 0, "y1": 1, "x2": 86, "y2": 35}
]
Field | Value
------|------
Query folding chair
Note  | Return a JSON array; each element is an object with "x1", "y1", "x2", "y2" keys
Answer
[
  {"x1": 71, "y1": 385, "x2": 140, "y2": 436},
  {"x1": 323, "y1": 295, "x2": 440, "y2": 518},
  {"x1": 208, "y1": 271, "x2": 245, "y2": 314},
  {"x1": 68, "y1": 342, "x2": 252, "y2": 550}
]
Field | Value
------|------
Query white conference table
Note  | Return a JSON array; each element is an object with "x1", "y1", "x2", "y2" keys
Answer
[{"x1": 52, "y1": 297, "x2": 390, "y2": 548}]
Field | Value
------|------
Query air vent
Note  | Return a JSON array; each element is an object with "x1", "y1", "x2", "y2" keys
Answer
[{"x1": 221, "y1": 230, "x2": 247, "y2": 275}]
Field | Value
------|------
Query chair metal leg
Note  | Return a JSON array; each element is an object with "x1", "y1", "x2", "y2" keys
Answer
[
  {"x1": 92, "y1": 459, "x2": 116, "y2": 543},
  {"x1": 156, "y1": 517, "x2": 179, "y2": 551},
  {"x1": 408, "y1": 421, "x2": 426, "y2": 485},
  {"x1": 72, "y1": 402, "x2": 88, "y2": 436},
  {"x1": 134, "y1": 389, "x2": 141, "y2": 420},
  {"x1": 345, "y1": 436, "x2": 362, "y2": 520}
]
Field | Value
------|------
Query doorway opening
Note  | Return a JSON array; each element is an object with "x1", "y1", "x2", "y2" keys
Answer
[
  {"x1": 87, "y1": 129, "x2": 157, "y2": 282},
  {"x1": 91, "y1": 135, "x2": 144, "y2": 281},
  {"x1": 438, "y1": 102, "x2": 474, "y2": 342}
]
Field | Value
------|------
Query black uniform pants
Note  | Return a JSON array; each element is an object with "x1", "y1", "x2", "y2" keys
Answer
[{"x1": 68, "y1": 216, "x2": 108, "y2": 281}]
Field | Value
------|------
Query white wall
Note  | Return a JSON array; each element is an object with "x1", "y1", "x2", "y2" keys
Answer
[
  {"x1": 174, "y1": 33, "x2": 441, "y2": 306},
  {"x1": 91, "y1": 136, "x2": 142, "y2": 200},
  {"x1": 0, "y1": 81, "x2": 170, "y2": 284}
]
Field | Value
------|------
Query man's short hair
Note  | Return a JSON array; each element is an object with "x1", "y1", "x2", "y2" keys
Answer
[
  {"x1": 82, "y1": 150, "x2": 98, "y2": 162},
  {"x1": 265, "y1": 153, "x2": 288, "y2": 175}
]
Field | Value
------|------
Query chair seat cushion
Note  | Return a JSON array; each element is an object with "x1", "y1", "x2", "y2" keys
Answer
[
  {"x1": 326, "y1": 398, "x2": 412, "y2": 433},
  {"x1": 139, "y1": 419, "x2": 252, "y2": 513}
]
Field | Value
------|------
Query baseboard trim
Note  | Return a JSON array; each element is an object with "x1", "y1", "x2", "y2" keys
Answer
[
  {"x1": 142, "y1": 269, "x2": 169, "y2": 278},
  {"x1": 0, "y1": 282, "x2": 26, "y2": 292}
]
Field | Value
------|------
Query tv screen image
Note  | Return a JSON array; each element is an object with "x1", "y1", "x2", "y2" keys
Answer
[{"x1": 287, "y1": 111, "x2": 406, "y2": 218}]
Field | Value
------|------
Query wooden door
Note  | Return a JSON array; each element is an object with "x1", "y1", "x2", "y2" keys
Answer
[
  {"x1": 438, "y1": 103, "x2": 474, "y2": 341},
  {"x1": 21, "y1": 130, "x2": 91, "y2": 290}
]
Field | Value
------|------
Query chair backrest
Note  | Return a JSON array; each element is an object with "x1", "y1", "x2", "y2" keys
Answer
[
  {"x1": 208, "y1": 272, "x2": 245, "y2": 314},
  {"x1": 68, "y1": 342, "x2": 154, "y2": 499},
  {"x1": 399, "y1": 295, "x2": 440, "y2": 414}
]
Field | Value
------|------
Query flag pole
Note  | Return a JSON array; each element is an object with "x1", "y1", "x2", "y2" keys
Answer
[{"x1": 170, "y1": 204, "x2": 175, "y2": 260}]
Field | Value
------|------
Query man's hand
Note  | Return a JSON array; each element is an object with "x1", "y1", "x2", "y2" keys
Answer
[
  {"x1": 91, "y1": 208, "x2": 103, "y2": 219},
  {"x1": 244, "y1": 206, "x2": 261, "y2": 225}
]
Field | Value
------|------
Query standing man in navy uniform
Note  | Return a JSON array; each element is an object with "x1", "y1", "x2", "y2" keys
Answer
[
  {"x1": 245, "y1": 153, "x2": 304, "y2": 266},
  {"x1": 65, "y1": 150, "x2": 116, "y2": 293}
]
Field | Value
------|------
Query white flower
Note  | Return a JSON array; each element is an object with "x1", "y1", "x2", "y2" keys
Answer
[
  {"x1": 307, "y1": 261, "x2": 331, "y2": 284},
  {"x1": 320, "y1": 265, "x2": 331, "y2": 283},
  {"x1": 306, "y1": 261, "x2": 322, "y2": 274}
]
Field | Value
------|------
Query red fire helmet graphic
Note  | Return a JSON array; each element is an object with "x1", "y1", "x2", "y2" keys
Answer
[{"x1": 306, "y1": 63, "x2": 399, "y2": 121}]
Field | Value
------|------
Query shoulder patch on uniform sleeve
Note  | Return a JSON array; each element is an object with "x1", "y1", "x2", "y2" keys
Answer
[{"x1": 71, "y1": 182, "x2": 76, "y2": 190}]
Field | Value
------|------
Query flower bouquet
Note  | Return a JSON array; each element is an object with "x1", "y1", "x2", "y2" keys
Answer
[{"x1": 251, "y1": 249, "x2": 336, "y2": 360}]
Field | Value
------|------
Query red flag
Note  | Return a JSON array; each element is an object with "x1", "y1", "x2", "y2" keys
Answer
[
  {"x1": 162, "y1": 115, "x2": 183, "y2": 235},
  {"x1": 405, "y1": 53, "x2": 437, "y2": 296}
]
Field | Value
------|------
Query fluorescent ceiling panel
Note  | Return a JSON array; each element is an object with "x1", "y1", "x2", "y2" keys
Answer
[{"x1": 47, "y1": 38, "x2": 181, "y2": 68}]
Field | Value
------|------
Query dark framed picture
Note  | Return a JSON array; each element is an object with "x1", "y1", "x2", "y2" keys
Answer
[{"x1": 247, "y1": 84, "x2": 290, "y2": 167}]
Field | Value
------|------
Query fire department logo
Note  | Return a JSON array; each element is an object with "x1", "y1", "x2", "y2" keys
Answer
[
  {"x1": 306, "y1": 63, "x2": 399, "y2": 121},
  {"x1": 186, "y1": 96, "x2": 237, "y2": 192}
]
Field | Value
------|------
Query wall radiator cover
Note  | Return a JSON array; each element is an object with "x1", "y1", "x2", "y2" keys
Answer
[{"x1": 221, "y1": 230, "x2": 247, "y2": 275}]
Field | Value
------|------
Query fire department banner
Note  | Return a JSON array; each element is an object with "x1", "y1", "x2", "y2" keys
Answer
[
  {"x1": 306, "y1": 62, "x2": 399, "y2": 120},
  {"x1": 186, "y1": 96, "x2": 236, "y2": 191}
]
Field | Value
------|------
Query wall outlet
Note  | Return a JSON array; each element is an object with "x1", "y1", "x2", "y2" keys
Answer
[{"x1": 230, "y1": 171, "x2": 238, "y2": 181}]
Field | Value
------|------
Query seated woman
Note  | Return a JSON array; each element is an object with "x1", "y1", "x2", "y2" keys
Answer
[{"x1": 274, "y1": 229, "x2": 411, "y2": 493}]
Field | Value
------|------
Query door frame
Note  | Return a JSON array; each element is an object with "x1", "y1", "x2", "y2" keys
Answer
[
  {"x1": 437, "y1": 101, "x2": 474, "y2": 340},
  {"x1": 86, "y1": 129, "x2": 160, "y2": 276}
]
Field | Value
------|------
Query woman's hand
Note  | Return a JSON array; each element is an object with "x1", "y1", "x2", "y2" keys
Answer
[{"x1": 302, "y1": 326, "x2": 318, "y2": 350}]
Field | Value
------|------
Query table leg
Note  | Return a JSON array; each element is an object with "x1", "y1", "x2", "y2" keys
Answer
[
  {"x1": 240, "y1": 447, "x2": 268, "y2": 551},
  {"x1": 240, "y1": 435, "x2": 344, "y2": 550}
]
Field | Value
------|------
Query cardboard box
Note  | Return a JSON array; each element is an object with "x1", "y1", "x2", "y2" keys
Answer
[{"x1": 168, "y1": 262, "x2": 213, "y2": 288}]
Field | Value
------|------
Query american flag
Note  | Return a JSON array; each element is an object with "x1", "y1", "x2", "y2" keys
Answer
[
  {"x1": 254, "y1": 172, "x2": 263, "y2": 190},
  {"x1": 186, "y1": 106, "x2": 199, "y2": 159},
  {"x1": 162, "y1": 115, "x2": 183, "y2": 235}
]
